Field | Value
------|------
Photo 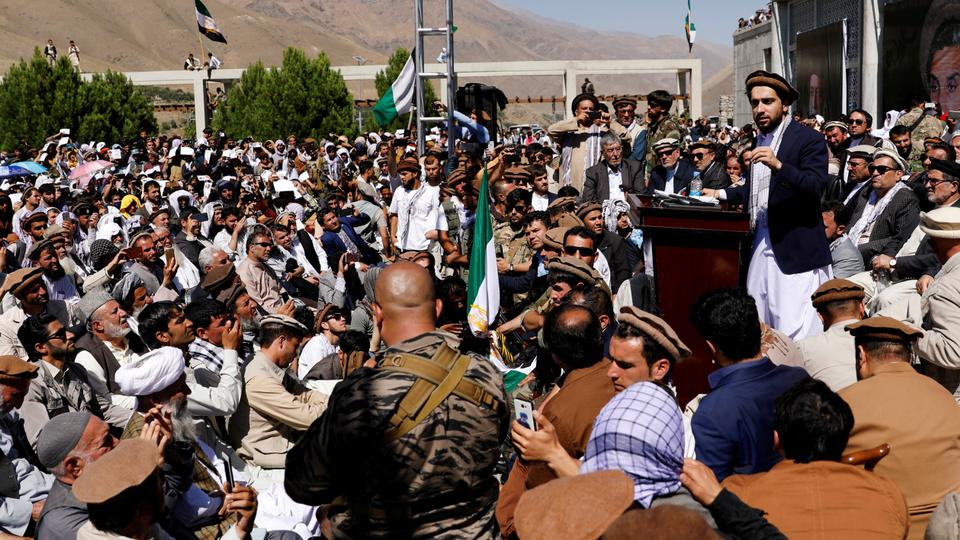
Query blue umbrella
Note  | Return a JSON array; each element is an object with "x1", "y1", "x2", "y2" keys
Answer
[
  {"x1": 10, "y1": 161, "x2": 46, "y2": 174},
  {"x1": 0, "y1": 165, "x2": 32, "y2": 179}
]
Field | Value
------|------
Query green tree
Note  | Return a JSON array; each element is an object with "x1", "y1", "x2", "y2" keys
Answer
[
  {"x1": 0, "y1": 50, "x2": 155, "y2": 150},
  {"x1": 375, "y1": 48, "x2": 438, "y2": 130},
  {"x1": 213, "y1": 47, "x2": 355, "y2": 139}
]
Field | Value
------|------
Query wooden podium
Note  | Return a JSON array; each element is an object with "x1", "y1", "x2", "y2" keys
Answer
[{"x1": 629, "y1": 195, "x2": 751, "y2": 406}]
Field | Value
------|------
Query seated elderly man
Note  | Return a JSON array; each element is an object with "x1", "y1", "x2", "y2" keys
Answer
[
  {"x1": 0, "y1": 355, "x2": 54, "y2": 537},
  {"x1": 0, "y1": 267, "x2": 71, "y2": 357},
  {"x1": 230, "y1": 315, "x2": 328, "y2": 470},
  {"x1": 840, "y1": 317, "x2": 960, "y2": 540},
  {"x1": 722, "y1": 379, "x2": 908, "y2": 538}
]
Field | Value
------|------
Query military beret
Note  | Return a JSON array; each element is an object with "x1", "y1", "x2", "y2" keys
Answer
[
  {"x1": 873, "y1": 148, "x2": 908, "y2": 172},
  {"x1": 21, "y1": 210, "x2": 48, "y2": 227},
  {"x1": 73, "y1": 439, "x2": 159, "y2": 504},
  {"x1": 576, "y1": 202, "x2": 602, "y2": 220},
  {"x1": 200, "y1": 262, "x2": 236, "y2": 294},
  {"x1": 0, "y1": 355, "x2": 38, "y2": 383},
  {"x1": 548, "y1": 256, "x2": 601, "y2": 286},
  {"x1": 148, "y1": 207, "x2": 170, "y2": 223},
  {"x1": 1, "y1": 267, "x2": 43, "y2": 299},
  {"x1": 651, "y1": 138, "x2": 680, "y2": 152},
  {"x1": 36, "y1": 411, "x2": 92, "y2": 469},
  {"x1": 503, "y1": 165, "x2": 533, "y2": 182},
  {"x1": 397, "y1": 158, "x2": 421, "y2": 174},
  {"x1": 616, "y1": 306, "x2": 692, "y2": 362},
  {"x1": 28, "y1": 238, "x2": 57, "y2": 261},
  {"x1": 811, "y1": 279, "x2": 865, "y2": 308},
  {"x1": 548, "y1": 196, "x2": 577, "y2": 212},
  {"x1": 260, "y1": 314, "x2": 309, "y2": 334},
  {"x1": 845, "y1": 316, "x2": 923, "y2": 342},
  {"x1": 555, "y1": 212, "x2": 585, "y2": 229},
  {"x1": 928, "y1": 158, "x2": 960, "y2": 181},
  {"x1": 822, "y1": 120, "x2": 849, "y2": 132},
  {"x1": 544, "y1": 227, "x2": 570, "y2": 250},
  {"x1": 612, "y1": 96, "x2": 638, "y2": 109},
  {"x1": 745, "y1": 69, "x2": 799, "y2": 104},
  {"x1": 920, "y1": 207, "x2": 960, "y2": 239},
  {"x1": 846, "y1": 145, "x2": 877, "y2": 160}
]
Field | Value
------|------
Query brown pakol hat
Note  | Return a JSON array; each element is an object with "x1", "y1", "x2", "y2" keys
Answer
[
  {"x1": 548, "y1": 256, "x2": 602, "y2": 286},
  {"x1": 544, "y1": 227, "x2": 570, "y2": 251},
  {"x1": 811, "y1": 279, "x2": 865, "y2": 308},
  {"x1": 0, "y1": 355, "x2": 38, "y2": 383},
  {"x1": 548, "y1": 196, "x2": 577, "y2": 212},
  {"x1": 72, "y1": 439, "x2": 159, "y2": 504},
  {"x1": 1, "y1": 267, "x2": 43, "y2": 299},
  {"x1": 515, "y1": 470, "x2": 634, "y2": 540},
  {"x1": 616, "y1": 306, "x2": 691, "y2": 362},
  {"x1": 745, "y1": 69, "x2": 799, "y2": 104},
  {"x1": 845, "y1": 316, "x2": 923, "y2": 342},
  {"x1": 397, "y1": 158, "x2": 421, "y2": 174},
  {"x1": 200, "y1": 262, "x2": 236, "y2": 294},
  {"x1": 576, "y1": 202, "x2": 602, "y2": 220}
]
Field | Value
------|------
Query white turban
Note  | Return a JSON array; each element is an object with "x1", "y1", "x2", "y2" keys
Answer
[{"x1": 115, "y1": 347, "x2": 185, "y2": 397}]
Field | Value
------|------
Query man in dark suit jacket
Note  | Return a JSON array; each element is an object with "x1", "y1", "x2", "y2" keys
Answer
[
  {"x1": 579, "y1": 134, "x2": 644, "y2": 202},
  {"x1": 318, "y1": 208, "x2": 380, "y2": 265},
  {"x1": 645, "y1": 138, "x2": 696, "y2": 195},
  {"x1": 690, "y1": 140, "x2": 731, "y2": 190},
  {"x1": 845, "y1": 150, "x2": 920, "y2": 264},
  {"x1": 705, "y1": 70, "x2": 832, "y2": 340}
]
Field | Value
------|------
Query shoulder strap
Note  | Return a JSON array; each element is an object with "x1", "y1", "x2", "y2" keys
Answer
[
  {"x1": 908, "y1": 110, "x2": 926, "y2": 132},
  {"x1": 381, "y1": 343, "x2": 502, "y2": 442}
]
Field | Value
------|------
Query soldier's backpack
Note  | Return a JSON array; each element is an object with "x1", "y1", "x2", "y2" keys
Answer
[{"x1": 380, "y1": 342, "x2": 505, "y2": 442}]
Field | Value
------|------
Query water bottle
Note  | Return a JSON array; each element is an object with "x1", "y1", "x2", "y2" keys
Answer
[{"x1": 689, "y1": 171, "x2": 703, "y2": 197}]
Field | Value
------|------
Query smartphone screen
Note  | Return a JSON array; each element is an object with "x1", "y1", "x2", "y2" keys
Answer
[
  {"x1": 164, "y1": 248, "x2": 175, "y2": 261},
  {"x1": 513, "y1": 399, "x2": 537, "y2": 431}
]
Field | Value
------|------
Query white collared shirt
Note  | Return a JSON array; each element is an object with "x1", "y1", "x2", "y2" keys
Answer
[{"x1": 607, "y1": 165, "x2": 625, "y2": 202}]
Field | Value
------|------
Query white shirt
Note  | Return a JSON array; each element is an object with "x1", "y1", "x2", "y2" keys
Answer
[
  {"x1": 75, "y1": 340, "x2": 139, "y2": 410},
  {"x1": 0, "y1": 411, "x2": 52, "y2": 536},
  {"x1": 298, "y1": 334, "x2": 338, "y2": 379},
  {"x1": 531, "y1": 192, "x2": 550, "y2": 212},
  {"x1": 593, "y1": 252, "x2": 612, "y2": 288},
  {"x1": 607, "y1": 166, "x2": 625, "y2": 202},
  {"x1": 663, "y1": 165, "x2": 679, "y2": 195},
  {"x1": 389, "y1": 182, "x2": 440, "y2": 251}
]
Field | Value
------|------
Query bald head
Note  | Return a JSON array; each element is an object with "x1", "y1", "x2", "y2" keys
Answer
[
  {"x1": 375, "y1": 261, "x2": 436, "y2": 310},
  {"x1": 544, "y1": 304, "x2": 603, "y2": 370}
]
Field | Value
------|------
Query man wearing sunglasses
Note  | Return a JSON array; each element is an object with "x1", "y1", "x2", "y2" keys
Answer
[
  {"x1": 847, "y1": 109, "x2": 882, "y2": 148},
  {"x1": 646, "y1": 138, "x2": 695, "y2": 195},
  {"x1": 689, "y1": 140, "x2": 731, "y2": 190}
]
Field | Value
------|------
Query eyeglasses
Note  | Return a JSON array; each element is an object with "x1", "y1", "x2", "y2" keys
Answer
[
  {"x1": 924, "y1": 175, "x2": 950, "y2": 186},
  {"x1": 564, "y1": 245, "x2": 596, "y2": 257},
  {"x1": 868, "y1": 165, "x2": 900, "y2": 175},
  {"x1": 691, "y1": 152, "x2": 710, "y2": 160}
]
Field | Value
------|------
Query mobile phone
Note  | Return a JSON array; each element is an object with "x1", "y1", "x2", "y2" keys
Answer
[
  {"x1": 513, "y1": 399, "x2": 537, "y2": 431},
  {"x1": 223, "y1": 462, "x2": 235, "y2": 491},
  {"x1": 125, "y1": 245, "x2": 142, "y2": 260},
  {"x1": 164, "y1": 248, "x2": 175, "y2": 260}
]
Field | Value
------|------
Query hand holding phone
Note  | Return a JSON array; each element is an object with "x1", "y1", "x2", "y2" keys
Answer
[{"x1": 513, "y1": 399, "x2": 537, "y2": 431}]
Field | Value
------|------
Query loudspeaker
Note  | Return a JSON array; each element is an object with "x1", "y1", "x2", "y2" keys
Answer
[{"x1": 456, "y1": 83, "x2": 508, "y2": 143}]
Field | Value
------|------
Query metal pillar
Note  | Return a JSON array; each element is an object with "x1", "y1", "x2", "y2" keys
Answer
[{"x1": 414, "y1": 0, "x2": 455, "y2": 156}]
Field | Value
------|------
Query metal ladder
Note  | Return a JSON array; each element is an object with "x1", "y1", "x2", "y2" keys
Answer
[{"x1": 413, "y1": 0, "x2": 456, "y2": 161}]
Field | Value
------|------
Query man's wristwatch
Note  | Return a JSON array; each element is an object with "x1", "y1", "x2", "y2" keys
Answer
[
  {"x1": 508, "y1": 263, "x2": 514, "y2": 272},
  {"x1": 890, "y1": 258, "x2": 897, "y2": 268}
]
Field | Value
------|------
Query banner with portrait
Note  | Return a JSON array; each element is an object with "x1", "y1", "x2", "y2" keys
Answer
[
  {"x1": 795, "y1": 21, "x2": 846, "y2": 120},
  {"x1": 882, "y1": 0, "x2": 960, "y2": 115}
]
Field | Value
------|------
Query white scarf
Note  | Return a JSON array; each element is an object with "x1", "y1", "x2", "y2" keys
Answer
[
  {"x1": 846, "y1": 181, "x2": 909, "y2": 245},
  {"x1": 749, "y1": 116, "x2": 791, "y2": 230},
  {"x1": 560, "y1": 124, "x2": 602, "y2": 187}
]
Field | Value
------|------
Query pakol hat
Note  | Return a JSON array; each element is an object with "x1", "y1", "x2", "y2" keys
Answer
[
  {"x1": 651, "y1": 138, "x2": 680, "y2": 152},
  {"x1": 873, "y1": 148, "x2": 908, "y2": 172},
  {"x1": 72, "y1": 439, "x2": 159, "y2": 504},
  {"x1": 576, "y1": 202, "x2": 602, "y2": 220},
  {"x1": 544, "y1": 227, "x2": 570, "y2": 250},
  {"x1": 811, "y1": 279, "x2": 865, "y2": 307},
  {"x1": 846, "y1": 145, "x2": 877, "y2": 160},
  {"x1": 612, "y1": 96, "x2": 638, "y2": 109},
  {"x1": 548, "y1": 256, "x2": 601, "y2": 286},
  {"x1": 1, "y1": 267, "x2": 43, "y2": 299},
  {"x1": 200, "y1": 262, "x2": 236, "y2": 294},
  {"x1": 745, "y1": 69, "x2": 799, "y2": 104},
  {"x1": 822, "y1": 120, "x2": 849, "y2": 132},
  {"x1": 260, "y1": 314, "x2": 309, "y2": 334},
  {"x1": 503, "y1": 165, "x2": 533, "y2": 183},
  {"x1": 616, "y1": 306, "x2": 691, "y2": 362},
  {"x1": 548, "y1": 196, "x2": 577, "y2": 213},
  {"x1": 845, "y1": 316, "x2": 923, "y2": 342},
  {"x1": 0, "y1": 355, "x2": 38, "y2": 384},
  {"x1": 514, "y1": 470, "x2": 634, "y2": 540},
  {"x1": 397, "y1": 158, "x2": 421, "y2": 174},
  {"x1": 928, "y1": 158, "x2": 960, "y2": 180},
  {"x1": 920, "y1": 207, "x2": 960, "y2": 239}
]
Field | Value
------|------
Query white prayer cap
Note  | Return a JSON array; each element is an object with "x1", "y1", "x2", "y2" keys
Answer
[
  {"x1": 95, "y1": 222, "x2": 122, "y2": 241},
  {"x1": 34, "y1": 175, "x2": 54, "y2": 188},
  {"x1": 96, "y1": 142, "x2": 106, "y2": 152},
  {"x1": 115, "y1": 347, "x2": 185, "y2": 397}
]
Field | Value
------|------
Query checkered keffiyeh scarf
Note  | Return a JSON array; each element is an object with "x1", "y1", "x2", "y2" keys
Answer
[{"x1": 582, "y1": 382, "x2": 684, "y2": 507}]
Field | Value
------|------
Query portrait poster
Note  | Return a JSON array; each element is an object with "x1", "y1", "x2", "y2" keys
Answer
[{"x1": 795, "y1": 21, "x2": 846, "y2": 120}]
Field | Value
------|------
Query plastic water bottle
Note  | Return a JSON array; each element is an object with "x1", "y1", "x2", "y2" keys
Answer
[{"x1": 689, "y1": 171, "x2": 703, "y2": 197}]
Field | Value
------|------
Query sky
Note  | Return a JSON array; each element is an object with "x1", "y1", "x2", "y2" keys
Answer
[{"x1": 493, "y1": 0, "x2": 766, "y2": 46}]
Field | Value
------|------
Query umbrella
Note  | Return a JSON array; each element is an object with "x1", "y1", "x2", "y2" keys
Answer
[
  {"x1": 0, "y1": 165, "x2": 32, "y2": 179},
  {"x1": 10, "y1": 161, "x2": 46, "y2": 174},
  {"x1": 68, "y1": 160, "x2": 114, "y2": 188}
]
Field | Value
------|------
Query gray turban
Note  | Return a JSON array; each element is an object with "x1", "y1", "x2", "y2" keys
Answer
[
  {"x1": 112, "y1": 273, "x2": 145, "y2": 305},
  {"x1": 36, "y1": 411, "x2": 93, "y2": 469}
]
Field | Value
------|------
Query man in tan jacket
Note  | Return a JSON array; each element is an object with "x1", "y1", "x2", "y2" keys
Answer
[{"x1": 231, "y1": 314, "x2": 328, "y2": 469}]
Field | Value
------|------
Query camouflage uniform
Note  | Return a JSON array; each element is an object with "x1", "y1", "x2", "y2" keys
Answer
[
  {"x1": 644, "y1": 115, "x2": 684, "y2": 179},
  {"x1": 284, "y1": 330, "x2": 509, "y2": 539},
  {"x1": 493, "y1": 222, "x2": 532, "y2": 270},
  {"x1": 896, "y1": 107, "x2": 946, "y2": 170}
]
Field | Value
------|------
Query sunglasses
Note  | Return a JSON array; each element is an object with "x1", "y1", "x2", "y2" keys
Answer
[
  {"x1": 324, "y1": 313, "x2": 345, "y2": 322},
  {"x1": 849, "y1": 119, "x2": 866, "y2": 125},
  {"x1": 656, "y1": 150, "x2": 676, "y2": 157},
  {"x1": 45, "y1": 328, "x2": 68, "y2": 341},
  {"x1": 564, "y1": 245, "x2": 596, "y2": 257},
  {"x1": 252, "y1": 242, "x2": 272, "y2": 248},
  {"x1": 509, "y1": 205, "x2": 528, "y2": 213},
  {"x1": 691, "y1": 152, "x2": 710, "y2": 160},
  {"x1": 868, "y1": 165, "x2": 899, "y2": 175}
]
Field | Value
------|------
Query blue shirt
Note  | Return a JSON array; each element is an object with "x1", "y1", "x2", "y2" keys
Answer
[{"x1": 691, "y1": 357, "x2": 809, "y2": 481}]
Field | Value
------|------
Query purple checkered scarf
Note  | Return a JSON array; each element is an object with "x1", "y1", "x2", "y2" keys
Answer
[{"x1": 582, "y1": 382, "x2": 684, "y2": 507}]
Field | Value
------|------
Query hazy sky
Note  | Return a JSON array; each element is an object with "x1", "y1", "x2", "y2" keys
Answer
[{"x1": 494, "y1": 0, "x2": 767, "y2": 46}]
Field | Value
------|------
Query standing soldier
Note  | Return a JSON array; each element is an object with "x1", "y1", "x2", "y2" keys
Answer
[
  {"x1": 643, "y1": 89, "x2": 684, "y2": 181},
  {"x1": 896, "y1": 98, "x2": 947, "y2": 173},
  {"x1": 285, "y1": 262, "x2": 509, "y2": 538}
]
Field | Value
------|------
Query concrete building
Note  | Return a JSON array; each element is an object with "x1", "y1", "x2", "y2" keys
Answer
[{"x1": 732, "y1": 0, "x2": 881, "y2": 126}]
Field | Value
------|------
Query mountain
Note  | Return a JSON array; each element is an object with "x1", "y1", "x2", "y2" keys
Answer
[{"x1": 0, "y1": 0, "x2": 732, "y2": 115}]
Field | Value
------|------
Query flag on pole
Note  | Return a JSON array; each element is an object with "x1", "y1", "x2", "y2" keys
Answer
[
  {"x1": 372, "y1": 50, "x2": 416, "y2": 127},
  {"x1": 467, "y1": 166, "x2": 499, "y2": 336},
  {"x1": 196, "y1": 0, "x2": 227, "y2": 43},
  {"x1": 684, "y1": 0, "x2": 696, "y2": 53}
]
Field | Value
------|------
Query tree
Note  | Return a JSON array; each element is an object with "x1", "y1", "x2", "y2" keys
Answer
[
  {"x1": 213, "y1": 47, "x2": 355, "y2": 140},
  {"x1": 375, "y1": 48, "x2": 438, "y2": 130},
  {"x1": 0, "y1": 50, "x2": 155, "y2": 150}
]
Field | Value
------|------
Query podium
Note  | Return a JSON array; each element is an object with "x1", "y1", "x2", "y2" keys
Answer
[{"x1": 629, "y1": 195, "x2": 751, "y2": 406}]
